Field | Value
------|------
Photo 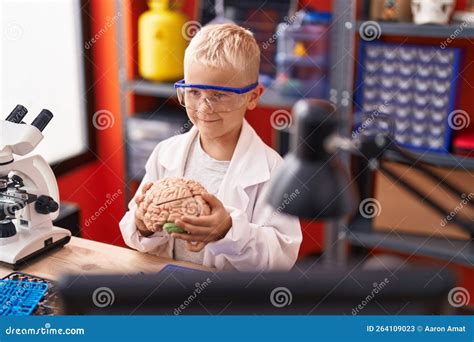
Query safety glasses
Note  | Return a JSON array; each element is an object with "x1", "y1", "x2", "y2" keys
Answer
[{"x1": 174, "y1": 79, "x2": 259, "y2": 113}]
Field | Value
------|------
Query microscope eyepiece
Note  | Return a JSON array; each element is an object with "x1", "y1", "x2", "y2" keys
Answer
[
  {"x1": 31, "y1": 109, "x2": 53, "y2": 132},
  {"x1": 6, "y1": 105, "x2": 28, "y2": 123}
]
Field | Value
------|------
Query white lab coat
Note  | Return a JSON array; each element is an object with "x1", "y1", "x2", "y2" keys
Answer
[{"x1": 119, "y1": 119, "x2": 302, "y2": 271}]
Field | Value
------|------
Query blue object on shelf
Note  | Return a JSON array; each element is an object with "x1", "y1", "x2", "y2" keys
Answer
[
  {"x1": 303, "y1": 11, "x2": 332, "y2": 25},
  {"x1": 354, "y1": 41, "x2": 461, "y2": 154},
  {"x1": 0, "y1": 279, "x2": 49, "y2": 316}
]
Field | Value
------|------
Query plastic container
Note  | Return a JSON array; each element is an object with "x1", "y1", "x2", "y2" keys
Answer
[{"x1": 138, "y1": 0, "x2": 189, "y2": 81}]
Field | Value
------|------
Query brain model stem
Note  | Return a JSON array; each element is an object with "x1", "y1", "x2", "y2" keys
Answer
[{"x1": 163, "y1": 222, "x2": 187, "y2": 234}]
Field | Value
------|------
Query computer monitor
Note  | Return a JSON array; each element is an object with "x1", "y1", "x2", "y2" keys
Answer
[{"x1": 58, "y1": 263, "x2": 455, "y2": 315}]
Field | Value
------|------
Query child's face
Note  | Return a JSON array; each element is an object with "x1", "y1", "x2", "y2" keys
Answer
[{"x1": 184, "y1": 61, "x2": 263, "y2": 140}]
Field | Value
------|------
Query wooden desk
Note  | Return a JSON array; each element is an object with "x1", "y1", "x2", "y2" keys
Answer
[{"x1": 0, "y1": 237, "x2": 208, "y2": 280}]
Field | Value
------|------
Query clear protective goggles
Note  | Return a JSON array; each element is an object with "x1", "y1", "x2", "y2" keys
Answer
[{"x1": 174, "y1": 79, "x2": 259, "y2": 113}]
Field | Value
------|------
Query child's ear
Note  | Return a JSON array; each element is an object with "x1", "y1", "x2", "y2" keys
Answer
[{"x1": 247, "y1": 84, "x2": 265, "y2": 111}]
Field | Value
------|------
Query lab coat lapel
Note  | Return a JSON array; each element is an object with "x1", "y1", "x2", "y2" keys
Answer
[
  {"x1": 157, "y1": 126, "x2": 199, "y2": 177},
  {"x1": 217, "y1": 120, "x2": 271, "y2": 210}
]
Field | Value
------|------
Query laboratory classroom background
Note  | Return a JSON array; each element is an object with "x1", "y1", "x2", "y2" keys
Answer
[{"x1": 1, "y1": 0, "x2": 474, "y2": 341}]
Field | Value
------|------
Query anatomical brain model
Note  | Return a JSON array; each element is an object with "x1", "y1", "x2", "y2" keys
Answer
[{"x1": 140, "y1": 177, "x2": 210, "y2": 234}]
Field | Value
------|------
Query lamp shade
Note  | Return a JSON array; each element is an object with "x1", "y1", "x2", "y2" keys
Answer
[{"x1": 267, "y1": 99, "x2": 358, "y2": 220}]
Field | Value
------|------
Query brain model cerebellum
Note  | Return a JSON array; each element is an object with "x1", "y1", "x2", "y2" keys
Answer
[{"x1": 140, "y1": 177, "x2": 211, "y2": 234}]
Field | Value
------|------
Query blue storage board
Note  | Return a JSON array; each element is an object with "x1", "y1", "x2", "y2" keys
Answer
[{"x1": 354, "y1": 41, "x2": 462, "y2": 154}]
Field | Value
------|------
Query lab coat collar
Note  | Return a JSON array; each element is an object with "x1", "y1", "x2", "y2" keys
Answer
[{"x1": 157, "y1": 119, "x2": 271, "y2": 190}]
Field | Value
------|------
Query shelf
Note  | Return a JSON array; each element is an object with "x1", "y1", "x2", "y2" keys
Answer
[
  {"x1": 383, "y1": 149, "x2": 474, "y2": 170},
  {"x1": 259, "y1": 87, "x2": 298, "y2": 108},
  {"x1": 128, "y1": 80, "x2": 177, "y2": 98},
  {"x1": 127, "y1": 79, "x2": 298, "y2": 108},
  {"x1": 357, "y1": 20, "x2": 474, "y2": 38},
  {"x1": 276, "y1": 55, "x2": 327, "y2": 68},
  {"x1": 345, "y1": 226, "x2": 474, "y2": 267}
]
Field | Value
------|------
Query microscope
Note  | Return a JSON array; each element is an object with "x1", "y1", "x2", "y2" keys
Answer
[{"x1": 0, "y1": 105, "x2": 71, "y2": 269}]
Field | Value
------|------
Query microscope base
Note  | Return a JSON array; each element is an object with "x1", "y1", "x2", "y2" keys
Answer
[{"x1": 0, "y1": 226, "x2": 71, "y2": 270}]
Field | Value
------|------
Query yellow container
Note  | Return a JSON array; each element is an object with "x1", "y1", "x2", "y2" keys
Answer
[{"x1": 138, "y1": 0, "x2": 188, "y2": 81}]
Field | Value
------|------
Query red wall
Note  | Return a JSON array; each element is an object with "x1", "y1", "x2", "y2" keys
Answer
[{"x1": 57, "y1": 1, "x2": 124, "y2": 245}]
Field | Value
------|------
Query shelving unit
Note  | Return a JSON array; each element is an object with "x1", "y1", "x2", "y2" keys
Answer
[
  {"x1": 384, "y1": 149, "x2": 474, "y2": 170},
  {"x1": 347, "y1": 217, "x2": 474, "y2": 267},
  {"x1": 357, "y1": 20, "x2": 474, "y2": 38},
  {"x1": 347, "y1": 11, "x2": 474, "y2": 265},
  {"x1": 128, "y1": 80, "x2": 177, "y2": 98}
]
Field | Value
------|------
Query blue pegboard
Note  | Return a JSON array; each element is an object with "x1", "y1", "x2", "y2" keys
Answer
[
  {"x1": 354, "y1": 41, "x2": 462, "y2": 154},
  {"x1": 0, "y1": 279, "x2": 49, "y2": 316}
]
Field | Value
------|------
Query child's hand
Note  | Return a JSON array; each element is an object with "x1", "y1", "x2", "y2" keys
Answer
[
  {"x1": 172, "y1": 193, "x2": 232, "y2": 250},
  {"x1": 134, "y1": 182, "x2": 154, "y2": 237}
]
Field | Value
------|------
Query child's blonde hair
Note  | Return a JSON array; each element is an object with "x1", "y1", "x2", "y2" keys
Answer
[{"x1": 184, "y1": 23, "x2": 260, "y2": 83}]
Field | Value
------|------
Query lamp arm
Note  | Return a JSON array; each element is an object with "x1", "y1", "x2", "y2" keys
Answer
[{"x1": 325, "y1": 134, "x2": 360, "y2": 154}]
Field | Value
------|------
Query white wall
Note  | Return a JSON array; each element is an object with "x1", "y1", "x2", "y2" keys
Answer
[{"x1": 1, "y1": 0, "x2": 89, "y2": 164}]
